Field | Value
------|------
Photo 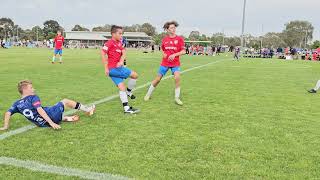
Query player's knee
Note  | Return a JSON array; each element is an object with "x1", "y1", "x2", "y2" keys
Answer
[
  {"x1": 61, "y1": 98, "x2": 70, "y2": 104},
  {"x1": 117, "y1": 83, "x2": 126, "y2": 91},
  {"x1": 131, "y1": 72, "x2": 138, "y2": 79}
]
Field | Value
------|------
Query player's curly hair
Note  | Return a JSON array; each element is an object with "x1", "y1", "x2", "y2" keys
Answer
[
  {"x1": 18, "y1": 80, "x2": 32, "y2": 95},
  {"x1": 163, "y1": 21, "x2": 179, "y2": 30},
  {"x1": 111, "y1": 25, "x2": 123, "y2": 34}
]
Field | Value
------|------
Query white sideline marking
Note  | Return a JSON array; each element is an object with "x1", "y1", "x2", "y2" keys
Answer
[
  {"x1": 0, "y1": 60, "x2": 223, "y2": 140},
  {"x1": 0, "y1": 157, "x2": 130, "y2": 180}
]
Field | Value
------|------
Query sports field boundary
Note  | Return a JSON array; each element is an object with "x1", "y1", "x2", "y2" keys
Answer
[
  {"x1": 0, "y1": 157, "x2": 130, "y2": 180},
  {"x1": 0, "y1": 60, "x2": 224, "y2": 141}
]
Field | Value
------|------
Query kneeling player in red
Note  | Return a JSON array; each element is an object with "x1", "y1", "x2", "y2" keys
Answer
[
  {"x1": 144, "y1": 21, "x2": 186, "y2": 105},
  {"x1": 101, "y1": 25, "x2": 139, "y2": 114},
  {"x1": 0, "y1": 80, "x2": 96, "y2": 131}
]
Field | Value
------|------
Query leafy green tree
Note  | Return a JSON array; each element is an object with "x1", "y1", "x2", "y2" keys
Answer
[
  {"x1": 311, "y1": 40, "x2": 320, "y2": 49},
  {"x1": 92, "y1": 24, "x2": 111, "y2": 32},
  {"x1": 43, "y1": 20, "x2": 61, "y2": 39},
  {"x1": 72, "y1": 24, "x2": 89, "y2": 31},
  {"x1": 0, "y1": 17, "x2": 15, "y2": 40},
  {"x1": 282, "y1": 20, "x2": 314, "y2": 47},
  {"x1": 140, "y1": 23, "x2": 156, "y2": 36}
]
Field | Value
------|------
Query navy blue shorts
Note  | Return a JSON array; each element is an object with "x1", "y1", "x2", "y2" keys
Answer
[{"x1": 44, "y1": 102, "x2": 65, "y2": 124}]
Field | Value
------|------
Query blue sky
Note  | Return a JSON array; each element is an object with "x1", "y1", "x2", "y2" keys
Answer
[{"x1": 2, "y1": 0, "x2": 320, "y2": 39}]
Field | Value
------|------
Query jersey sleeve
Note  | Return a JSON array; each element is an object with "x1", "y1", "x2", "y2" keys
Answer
[
  {"x1": 179, "y1": 37, "x2": 186, "y2": 51},
  {"x1": 161, "y1": 39, "x2": 165, "y2": 51},
  {"x1": 102, "y1": 41, "x2": 111, "y2": 53},
  {"x1": 31, "y1": 95, "x2": 42, "y2": 108},
  {"x1": 7, "y1": 101, "x2": 19, "y2": 115}
]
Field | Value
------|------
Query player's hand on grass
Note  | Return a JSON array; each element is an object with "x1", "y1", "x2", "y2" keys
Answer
[
  {"x1": 49, "y1": 123, "x2": 61, "y2": 130},
  {"x1": 168, "y1": 54, "x2": 176, "y2": 61}
]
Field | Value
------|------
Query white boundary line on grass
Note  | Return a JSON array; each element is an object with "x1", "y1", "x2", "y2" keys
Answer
[
  {"x1": 0, "y1": 157, "x2": 130, "y2": 180},
  {"x1": 0, "y1": 60, "x2": 223, "y2": 141}
]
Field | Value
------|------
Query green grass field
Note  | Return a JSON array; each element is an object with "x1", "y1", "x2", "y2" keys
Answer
[{"x1": 1, "y1": 48, "x2": 320, "y2": 179}]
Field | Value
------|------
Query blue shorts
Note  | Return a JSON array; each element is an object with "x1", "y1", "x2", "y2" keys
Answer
[
  {"x1": 158, "y1": 66, "x2": 180, "y2": 76},
  {"x1": 54, "y1": 49, "x2": 62, "y2": 55},
  {"x1": 44, "y1": 102, "x2": 65, "y2": 124},
  {"x1": 109, "y1": 67, "x2": 132, "y2": 85}
]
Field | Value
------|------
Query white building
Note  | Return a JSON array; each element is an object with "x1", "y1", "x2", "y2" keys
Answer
[{"x1": 65, "y1": 31, "x2": 153, "y2": 48}]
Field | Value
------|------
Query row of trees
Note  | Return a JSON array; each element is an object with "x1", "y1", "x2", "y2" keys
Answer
[
  {"x1": 0, "y1": 17, "x2": 318, "y2": 49},
  {"x1": 185, "y1": 20, "x2": 316, "y2": 48}
]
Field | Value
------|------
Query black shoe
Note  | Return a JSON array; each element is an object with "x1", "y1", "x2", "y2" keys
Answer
[
  {"x1": 308, "y1": 89, "x2": 317, "y2": 93},
  {"x1": 124, "y1": 107, "x2": 140, "y2": 114},
  {"x1": 128, "y1": 94, "x2": 136, "y2": 99}
]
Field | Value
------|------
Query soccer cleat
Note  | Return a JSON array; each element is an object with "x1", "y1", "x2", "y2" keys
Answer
[
  {"x1": 85, "y1": 104, "x2": 96, "y2": 116},
  {"x1": 126, "y1": 91, "x2": 136, "y2": 99},
  {"x1": 308, "y1": 89, "x2": 317, "y2": 93},
  {"x1": 175, "y1": 98, "x2": 183, "y2": 106},
  {"x1": 59, "y1": 61, "x2": 63, "y2": 64},
  {"x1": 124, "y1": 107, "x2": 140, "y2": 114},
  {"x1": 144, "y1": 95, "x2": 151, "y2": 101},
  {"x1": 51, "y1": 62, "x2": 55, "y2": 64}
]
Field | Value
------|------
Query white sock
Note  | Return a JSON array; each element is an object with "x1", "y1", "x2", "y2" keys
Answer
[
  {"x1": 78, "y1": 103, "x2": 92, "y2": 112},
  {"x1": 175, "y1": 87, "x2": 181, "y2": 98},
  {"x1": 119, "y1": 91, "x2": 129, "y2": 110},
  {"x1": 59, "y1": 56, "x2": 62, "y2": 61},
  {"x1": 127, "y1": 78, "x2": 137, "y2": 91},
  {"x1": 314, "y1": 80, "x2": 320, "y2": 91},
  {"x1": 52, "y1": 56, "x2": 55, "y2": 62},
  {"x1": 146, "y1": 84, "x2": 155, "y2": 96}
]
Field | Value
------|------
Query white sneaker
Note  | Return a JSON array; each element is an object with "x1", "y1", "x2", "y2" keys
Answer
[
  {"x1": 175, "y1": 98, "x2": 183, "y2": 106},
  {"x1": 85, "y1": 104, "x2": 96, "y2": 116},
  {"x1": 144, "y1": 95, "x2": 151, "y2": 101}
]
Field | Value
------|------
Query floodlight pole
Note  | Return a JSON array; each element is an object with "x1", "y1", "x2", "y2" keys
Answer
[
  {"x1": 240, "y1": 0, "x2": 247, "y2": 49},
  {"x1": 37, "y1": 27, "x2": 39, "y2": 42},
  {"x1": 222, "y1": 28, "x2": 225, "y2": 45}
]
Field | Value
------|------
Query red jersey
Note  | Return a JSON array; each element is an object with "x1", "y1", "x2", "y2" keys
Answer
[
  {"x1": 161, "y1": 35, "x2": 185, "y2": 67},
  {"x1": 102, "y1": 39, "x2": 124, "y2": 69},
  {"x1": 54, "y1": 35, "x2": 64, "y2": 49}
]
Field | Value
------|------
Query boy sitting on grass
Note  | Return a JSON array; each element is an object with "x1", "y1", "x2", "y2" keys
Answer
[{"x1": 0, "y1": 80, "x2": 95, "y2": 130}]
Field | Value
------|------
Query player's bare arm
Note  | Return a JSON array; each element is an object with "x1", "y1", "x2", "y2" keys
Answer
[
  {"x1": 169, "y1": 49, "x2": 186, "y2": 61},
  {"x1": 101, "y1": 50, "x2": 109, "y2": 74},
  {"x1": 36, "y1": 107, "x2": 61, "y2": 129},
  {"x1": 117, "y1": 49, "x2": 126, "y2": 67},
  {"x1": 0, "y1": 111, "x2": 12, "y2": 130}
]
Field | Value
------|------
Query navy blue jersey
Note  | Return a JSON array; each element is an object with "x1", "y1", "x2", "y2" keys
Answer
[
  {"x1": 8, "y1": 95, "x2": 48, "y2": 127},
  {"x1": 121, "y1": 37, "x2": 127, "y2": 48}
]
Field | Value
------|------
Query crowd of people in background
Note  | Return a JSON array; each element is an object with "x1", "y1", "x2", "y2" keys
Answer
[{"x1": 2, "y1": 38, "x2": 320, "y2": 62}]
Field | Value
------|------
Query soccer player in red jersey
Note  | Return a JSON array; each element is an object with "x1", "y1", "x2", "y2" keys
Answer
[
  {"x1": 52, "y1": 31, "x2": 65, "y2": 64},
  {"x1": 101, "y1": 25, "x2": 139, "y2": 114},
  {"x1": 144, "y1": 21, "x2": 186, "y2": 105}
]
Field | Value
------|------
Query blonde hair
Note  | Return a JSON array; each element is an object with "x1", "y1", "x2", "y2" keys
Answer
[{"x1": 17, "y1": 80, "x2": 32, "y2": 95}]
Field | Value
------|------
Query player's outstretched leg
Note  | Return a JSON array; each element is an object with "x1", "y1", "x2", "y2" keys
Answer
[
  {"x1": 308, "y1": 80, "x2": 320, "y2": 93},
  {"x1": 144, "y1": 74, "x2": 162, "y2": 101},
  {"x1": 59, "y1": 54, "x2": 63, "y2": 64},
  {"x1": 52, "y1": 54, "x2": 56, "y2": 64},
  {"x1": 174, "y1": 71, "x2": 183, "y2": 105},
  {"x1": 126, "y1": 71, "x2": 138, "y2": 99},
  {"x1": 118, "y1": 83, "x2": 140, "y2": 114},
  {"x1": 61, "y1": 98, "x2": 96, "y2": 116}
]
